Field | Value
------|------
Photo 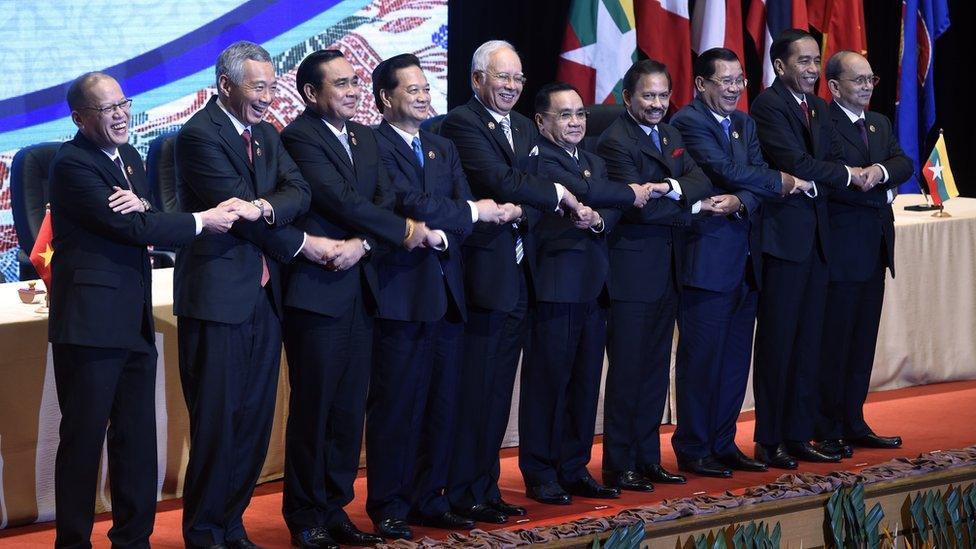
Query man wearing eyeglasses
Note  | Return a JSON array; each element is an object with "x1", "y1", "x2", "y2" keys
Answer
[
  {"x1": 48, "y1": 72, "x2": 241, "y2": 548},
  {"x1": 817, "y1": 50, "x2": 911, "y2": 457},
  {"x1": 596, "y1": 59, "x2": 712, "y2": 493},
  {"x1": 669, "y1": 47, "x2": 813, "y2": 480}
]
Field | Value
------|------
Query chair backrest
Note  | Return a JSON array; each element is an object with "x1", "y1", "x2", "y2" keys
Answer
[
  {"x1": 10, "y1": 142, "x2": 62, "y2": 254},
  {"x1": 580, "y1": 104, "x2": 625, "y2": 153},
  {"x1": 421, "y1": 114, "x2": 447, "y2": 135},
  {"x1": 145, "y1": 131, "x2": 180, "y2": 212}
]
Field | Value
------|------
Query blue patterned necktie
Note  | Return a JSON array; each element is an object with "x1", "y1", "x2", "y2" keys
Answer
[
  {"x1": 412, "y1": 136, "x2": 424, "y2": 167},
  {"x1": 721, "y1": 118, "x2": 732, "y2": 142},
  {"x1": 650, "y1": 126, "x2": 662, "y2": 152}
]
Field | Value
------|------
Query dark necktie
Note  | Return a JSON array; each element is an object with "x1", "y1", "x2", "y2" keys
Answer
[
  {"x1": 854, "y1": 118, "x2": 869, "y2": 149},
  {"x1": 113, "y1": 156, "x2": 132, "y2": 190},
  {"x1": 242, "y1": 128, "x2": 270, "y2": 286},
  {"x1": 412, "y1": 136, "x2": 425, "y2": 167},
  {"x1": 800, "y1": 100, "x2": 811, "y2": 128}
]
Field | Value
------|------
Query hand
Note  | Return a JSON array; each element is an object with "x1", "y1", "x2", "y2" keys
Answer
[
  {"x1": 560, "y1": 187, "x2": 582, "y2": 213},
  {"x1": 780, "y1": 173, "x2": 796, "y2": 196},
  {"x1": 326, "y1": 238, "x2": 366, "y2": 271},
  {"x1": 218, "y1": 197, "x2": 262, "y2": 221},
  {"x1": 629, "y1": 183, "x2": 651, "y2": 207},
  {"x1": 848, "y1": 166, "x2": 870, "y2": 191},
  {"x1": 792, "y1": 177, "x2": 814, "y2": 194},
  {"x1": 302, "y1": 234, "x2": 342, "y2": 266},
  {"x1": 109, "y1": 186, "x2": 146, "y2": 214},
  {"x1": 497, "y1": 203, "x2": 523, "y2": 223},
  {"x1": 198, "y1": 203, "x2": 240, "y2": 233},
  {"x1": 403, "y1": 219, "x2": 428, "y2": 250},
  {"x1": 862, "y1": 165, "x2": 884, "y2": 190},
  {"x1": 422, "y1": 229, "x2": 444, "y2": 249},
  {"x1": 704, "y1": 194, "x2": 742, "y2": 216},
  {"x1": 571, "y1": 205, "x2": 598, "y2": 229},
  {"x1": 647, "y1": 182, "x2": 671, "y2": 199},
  {"x1": 473, "y1": 198, "x2": 505, "y2": 223}
]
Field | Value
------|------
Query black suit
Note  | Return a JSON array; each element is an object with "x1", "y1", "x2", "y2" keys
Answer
[
  {"x1": 749, "y1": 79, "x2": 849, "y2": 446},
  {"x1": 819, "y1": 103, "x2": 912, "y2": 440},
  {"x1": 440, "y1": 98, "x2": 560, "y2": 510},
  {"x1": 278, "y1": 109, "x2": 406, "y2": 534},
  {"x1": 174, "y1": 96, "x2": 310, "y2": 546},
  {"x1": 670, "y1": 98, "x2": 772, "y2": 461},
  {"x1": 596, "y1": 112, "x2": 711, "y2": 474},
  {"x1": 366, "y1": 121, "x2": 475, "y2": 522},
  {"x1": 519, "y1": 137, "x2": 631, "y2": 487},
  {"x1": 49, "y1": 132, "x2": 197, "y2": 548}
]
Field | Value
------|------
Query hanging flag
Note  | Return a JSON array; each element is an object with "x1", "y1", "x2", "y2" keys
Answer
[
  {"x1": 691, "y1": 0, "x2": 748, "y2": 110},
  {"x1": 808, "y1": 0, "x2": 868, "y2": 101},
  {"x1": 635, "y1": 0, "x2": 693, "y2": 110},
  {"x1": 746, "y1": 0, "x2": 810, "y2": 89},
  {"x1": 895, "y1": 0, "x2": 951, "y2": 194},
  {"x1": 29, "y1": 205, "x2": 54, "y2": 290},
  {"x1": 922, "y1": 132, "x2": 958, "y2": 206},
  {"x1": 558, "y1": 0, "x2": 638, "y2": 104}
]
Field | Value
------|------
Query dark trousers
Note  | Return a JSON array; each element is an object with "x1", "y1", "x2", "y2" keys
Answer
[
  {"x1": 365, "y1": 317, "x2": 465, "y2": 522},
  {"x1": 52, "y1": 343, "x2": 157, "y2": 549},
  {"x1": 602, "y1": 288, "x2": 677, "y2": 473},
  {"x1": 753, "y1": 249, "x2": 828, "y2": 446},
  {"x1": 519, "y1": 300, "x2": 607, "y2": 487},
  {"x1": 673, "y1": 281, "x2": 758, "y2": 460},
  {"x1": 447, "y1": 272, "x2": 527, "y2": 509},
  {"x1": 818, "y1": 262, "x2": 886, "y2": 439},
  {"x1": 178, "y1": 290, "x2": 282, "y2": 547},
  {"x1": 281, "y1": 301, "x2": 372, "y2": 532}
]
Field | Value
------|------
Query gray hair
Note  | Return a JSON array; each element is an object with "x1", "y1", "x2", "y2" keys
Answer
[
  {"x1": 470, "y1": 40, "x2": 517, "y2": 91},
  {"x1": 216, "y1": 41, "x2": 272, "y2": 91}
]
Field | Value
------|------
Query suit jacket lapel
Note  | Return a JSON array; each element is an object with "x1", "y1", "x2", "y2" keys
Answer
[
  {"x1": 623, "y1": 114, "x2": 669, "y2": 172},
  {"x1": 830, "y1": 102, "x2": 869, "y2": 160},
  {"x1": 76, "y1": 132, "x2": 130, "y2": 190},
  {"x1": 380, "y1": 122, "x2": 423, "y2": 187},
  {"x1": 304, "y1": 109, "x2": 355, "y2": 176},
  {"x1": 468, "y1": 97, "x2": 515, "y2": 164},
  {"x1": 121, "y1": 148, "x2": 150, "y2": 198},
  {"x1": 251, "y1": 124, "x2": 268, "y2": 193},
  {"x1": 207, "y1": 98, "x2": 254, "y2": 175},
  {"x1": 772, "y1": 80, "x2": 812, "y2": 138}
]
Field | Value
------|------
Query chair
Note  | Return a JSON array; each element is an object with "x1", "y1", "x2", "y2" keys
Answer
[
  {"x1": 145, "y1": 131, "x2": 180, "y2": 213},
  {"x1": 580, "y1": 104, "x2": 625, "y2": 153},
  {"x1": 10, "y1": 142, "x2": 61, "y2": 280},
  {"x1": 421, "y1": 114, "x2": 447, "y2": 135}
]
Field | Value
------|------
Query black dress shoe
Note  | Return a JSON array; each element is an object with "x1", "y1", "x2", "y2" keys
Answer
[
  {"x1": 291, "y1": 528, "x2": 338, "y2": 549},
  {"x1": 641, "y1": 464, "x2": 686, "y2": 484},
  {"x1": 227, "y1": 539, "x2": 262, "y2": 549},
  {"x1": 375, "y1": 518, "x2": 413, "y2": 540},
  {"x1": 526, "y1": 481, "x2": 572, "y2": 505},
  {"x1": 487, "y1": 499, "x2": 527, "y2": 516},
  {"x1": 327, "y1": 521, "x2": 383, "y2": 546},
  {"x1": 456, "y1": 504, "x2": 508, "y2": 524},
  {"x1": 755, "y1": 443, "x2": 798, "y2": 470},
  {"x1": 677, "y1": 456, "x2": 732, "y2": 478},
  {"x1": 603, "y1": 470, "x2": 654, "y2": 492},
  {"x1": 562, "y1": 475, "x2": 621, "y2": 499},
  {"x1": 818, "y1": 439, "x2": 854, "y2": 458},
  {"x1": 785, "y1": 441, "x2": 841, "y2": 462},
  {"x1": 850, "y1": 432, "x2": 902, "y2": 449},
  {"x1": 409, "y1": 511, "x2": 475, "y2": 530},
  {"x1": 716, "y1": 449, "x2": 768, "y2": 472}
]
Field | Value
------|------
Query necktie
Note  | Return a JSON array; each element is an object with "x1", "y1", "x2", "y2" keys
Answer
[
  {"x1": 499, "y1": 116, "x2": 514, "y2": 151},
  {"x1": 854, "y1": 118, "x2": 869, "y2": 149},
  {"x1": 338, "y1": 132, "x2": 354, "y2": 164},
  {"x1": 650, "y1": 126, "x2": 662, "y2": 152},
  {"x1": 242, "y1": 129, "x2": 270, "y2": 286},
  {"x1": 412, "y1": 136, "x2": 425, "y2": 167},
  {"x1": 113, "y1": 156, "x2": 132, "y2": 190},
  {"x1": 513, "y1": 223, "x2": 524, "y2": 264},
  {"x1": 721, "y1": 118, "x2": 732, "y2": 142},
  {"x1": 799, "y1": 100, "x2": 811, "y2": 128}
]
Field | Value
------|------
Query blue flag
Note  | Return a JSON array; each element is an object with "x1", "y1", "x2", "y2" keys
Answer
[{"x1": 896, "y1": 0, "x2": 951, "y2": 194}]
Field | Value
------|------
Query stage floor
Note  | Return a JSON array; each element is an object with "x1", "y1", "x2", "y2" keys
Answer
[{"x1": 3, "y1": 380, "x2": 975, "y2": 548}]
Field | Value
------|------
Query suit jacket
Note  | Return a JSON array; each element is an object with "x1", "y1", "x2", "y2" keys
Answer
[
  {"x1": 525, "y1": 137, "x2": 631, "y2": 303},
  {"x1": 49, "y1": 133, "x2": 197, "y2": 349},
  {"x1": 280, "y1": 109, "x2": 406, "y2": 318},
  {"x1": 671, "y1": 97, "x2": 772, "y2": 292},
  {"x1": 750, "y1": 78, "x2": 849, "y2": 263},
  {"x1": 596, "y1": 112, "x2": 712, "y2": 302},
  {"x1": 826, "y1": 102, "x2": 912, "y2": 281},
  {"x1": 373, "y1": 121, "x2": 474, "y2": 322},
  {"x1": 440, "y1": 97, "x2": 561, "y2": 312}
]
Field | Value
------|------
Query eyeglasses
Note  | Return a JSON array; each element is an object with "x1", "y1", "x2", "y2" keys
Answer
[
  {"x1": 840, "y1": 75, "x2": 880, "y2": 87},
  {"x1": 544, "y1": 110, "x2": 589, "y2": 122},
  {"x1": 482, "y1": 71, "x2": 527, "y2": 85},
  {"x1": 82, "y1": 98, "x2": 132, "y2": 116},
  {"x1": 708, "y1": 77, "x2": 748, "y2": 89}
]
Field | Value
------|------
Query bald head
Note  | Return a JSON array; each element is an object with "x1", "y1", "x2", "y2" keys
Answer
[
  {"x1": 826, "y1": 51, "x2": 876, "y2": 114},
  {"x1": 67, "y1": 72, "x2": 131, "y2": 151}
]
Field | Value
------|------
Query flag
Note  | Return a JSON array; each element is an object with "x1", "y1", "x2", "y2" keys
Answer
[
  {"x1": 691, "y1": 0, "x2": 748, "y2": 110},
  {"x1": 922, "y1": 132, "x2": 958, "y2": 206},
  {"x1": 808, "y1": 0, "x2": 868, "y2": 101},
  {"x1": 746, "y1": 0, "x2": 810, "y2": 88},
  {"x1": 29, "y1": 206, "x2": 54, "y2": 290},
  {"x1": 558, "y1": 0, "x2": 638, "y2": 104},
  {"x1": 635, "y1": 0, "x2": 693, "y2": 110},
  {"x1": 896, "y1": 0, "x2": 950, "y2": 194}
]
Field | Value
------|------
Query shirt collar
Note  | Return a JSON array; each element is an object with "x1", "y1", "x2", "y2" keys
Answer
[
  {"x1": 101, "y1": 148, "x2": 121, "y2": 161},
  {"x1": 321, "y1": 118, "x2": 347, "y2": 139},
  {"x1": 788, "y1": 89, "x2": 806, "y2": 105},
  {"x1": 388, "y1": 121, "x2": 420, "y2": 146},
  {"x1": 475, "y1": 95, "x2": 510, "y2": 125},
  {"x1": 708, "y1": 108, "x2": 730, "y2": 126},
  {"x1": 627, "y1": 111, "x2": 657, "y2": 136},
  {"x1": 216, "y1": 97, "x2": 251, "y2": 136},
  {"x1": 835, "y1": 101, "x2": 865, "y2": 123}
]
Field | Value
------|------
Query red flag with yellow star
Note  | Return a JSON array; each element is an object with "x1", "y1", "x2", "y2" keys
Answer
[{"x1": 29, "y1": 206, "x2": 54, "y2": 289}]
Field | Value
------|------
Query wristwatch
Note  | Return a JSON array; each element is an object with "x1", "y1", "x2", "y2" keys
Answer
[
  {"x1": 361, "y1": 239, "x2": 372, "y2": 254},
  {"x1": 251, "y1": 199, "x2": 265, "y2": 217},
  {"x1": 663, "y1": 179, "x2": 675, "y2": 196},
  {"x1": 140, "y1": 198, "x2": 152, "y2": 211}
]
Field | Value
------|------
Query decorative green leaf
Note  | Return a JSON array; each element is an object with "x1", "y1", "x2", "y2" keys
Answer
[
  {"x1": 770, "y1": 522, "x2": 782, "y2": 547},
  {"x1": 910, "y1": 493, "x2": 927, "y2": 546},
  {"x1": 624, "y1": 521, "x2": 645, "y2": 549},
  {"x1": 591, "y1": 534, "x2": 601, "y2": 549},
  {"x1": 694, "y1": 533, "x2": 709, "y2": 549}
]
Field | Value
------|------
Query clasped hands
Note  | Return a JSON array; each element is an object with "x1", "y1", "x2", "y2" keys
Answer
[
  {"x1": 627, "y1": 182, "x2": 671, "y2": 208},
  {"x1": 848, "y1": 165, "x2": 884, "y2": 192},
  {"x1": 559, "y1": 189, "x2": 603, "y2": 230}
]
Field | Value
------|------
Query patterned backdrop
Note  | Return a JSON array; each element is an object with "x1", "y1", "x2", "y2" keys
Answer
[{"x1": 0, "y1": 0, "x2": 449, "y2": 282}]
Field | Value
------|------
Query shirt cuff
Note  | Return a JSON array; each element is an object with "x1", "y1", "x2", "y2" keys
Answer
[
  {"x1": 691, "y1": 200, "x2": 702, "y2": 214},
  {"x1": 191, "y1": 213, "x2": 203, "y2": 235},
  {"x1": 874, "y1": 163, "x2": 890, "y2": 183},
  {"x1": 845, "y1": 166, "x2": 853, "y2": 187},
  {"x1": 666, "y1": 178, "x2": 682, "y2": 201},
  {"x1": 431, "y1": 230, "x2": 449, "y2": 251},
  {"x1": 804, "y1": 182, "x2": 819, "y2": 198},
  {"x1": 263, "y1": 200, "x2": 275, "y2": 225},
  {"x1": 887, "y1": 189, "x2": 895, "y2": 204},
  {"x1": 467, "y1": 200, "x2": 479, "y2": 223},
  {"x1": 554, "y1": 183, "x2": 566, "y2": 211},
  {"x1": 294, "y1": 232, "x2": 307, "y2": 257}
]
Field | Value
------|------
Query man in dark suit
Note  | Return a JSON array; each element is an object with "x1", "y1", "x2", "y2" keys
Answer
[
  {"x1": 749, "y1": 29, "x2": 865, "y2": 468},
  {"x1": 278, "y1": 50, "x2": 431, "y2": 548},
  {"x1": 174, "y1": 41, "x2": 337, "y2": 548},
  {"x1": 596, "y1": 59, "x2": 712, "y2": 492},
  {"x1": 670, "y1": 48, "x2": 812, "y2": 478},
  {"x1": 440, "y1": 40, "x2": 600, "y2": 512},
  {"x1": 818, "y1": 51, "x2": 911, "y2": 456},
  {"x1": 519, "y1": 82, "x2": 642, "y2": 504},
  {"x1": 368, "y1": 53, "x2": 511, "y2": 533},
  {"x1": 48, "y1": 72, "x2": 238, "y2": 549}
]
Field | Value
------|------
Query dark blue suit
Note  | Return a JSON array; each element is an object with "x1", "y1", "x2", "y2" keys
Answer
[
  {"x1": 670, "y1": 97, "x2": 774, "y2": 461},
  {"x1": 596, "y1": 113, "x2": 712, "y2": 474},
  {"x1": 819, "y1": 102, "x2": 912, "y2": 440},
  {"x1": 519, "y1": 137, "x2": 632, "y2": 487},
  {"x1": 369, "y1": 121, "x2": 475, "y2": 522}
]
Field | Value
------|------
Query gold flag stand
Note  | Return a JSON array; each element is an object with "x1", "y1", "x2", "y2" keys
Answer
[{"x1": 932, "y1": 204, "x2": 952, "y2": 218}]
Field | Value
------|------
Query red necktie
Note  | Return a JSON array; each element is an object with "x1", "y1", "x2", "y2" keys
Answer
[
  {"x1": 243, "y1": 128, "x2": 270, "y2": 286},
  {"x1": 800, "y1": 100, "x2": 811, "y2": 128}
]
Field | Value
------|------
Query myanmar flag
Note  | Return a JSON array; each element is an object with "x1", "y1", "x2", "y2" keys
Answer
[
  {"x1": 557, "y1": 0, "x2": 638, "y2": 104},
  {"x1": 29, "y1": 206, "x2": 54, "y2": 290},
  {"x1": 922, "y1": 132, "x2": 958, "y2": 206}
]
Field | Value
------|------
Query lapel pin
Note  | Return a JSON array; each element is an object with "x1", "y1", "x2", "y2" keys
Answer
[
  {"x1": 488, "y1": 121, "x2": 496, "y2": 130},
  {"x1": 869, "y1": 124, "x2": 877, "y2": 133},
  {"x1": 731, "y1": 130, "x2": 740, "y2": 139},
  {"x1": 427, "y1": 150, "x2": 435, "y2": 160},
  {"x1": 350, "y1": 136, "x2": 358, "y2": 146},
  {"x1": 811, "y1": 109, "x2": 816, "y2": 118},
  {"x1": 254, "y1": 139, "x2": 260, "y2": 147},
  {"x1": 126, "y1": 165, "x2": 134, "y2": 175},
  {"x1": 255, "y1": 147, "x2": 262, "y2": 157},
  {"x1": 583, "y1": 169, "x2": 591, "y2": 178},
  {"x1": 662, "y1": 136, "x2": 669, "y2": 146}
]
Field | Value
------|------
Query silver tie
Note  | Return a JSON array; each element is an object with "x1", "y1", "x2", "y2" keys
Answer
[
  {"x1": 499, "y1": 116, "x2": 514, "y2": 151},
  {"x1": 338, "y1": 132, "x2": 354, "y2": 164}
]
